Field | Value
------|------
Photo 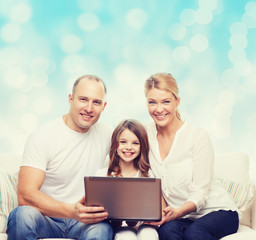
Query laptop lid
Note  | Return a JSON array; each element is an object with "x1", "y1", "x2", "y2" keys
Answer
[{"x1": 84, "y1": 176, "x2": 161, "y2": 221}]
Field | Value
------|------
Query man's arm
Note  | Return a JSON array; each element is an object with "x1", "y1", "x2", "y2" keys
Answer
[{"x1": 18, "y1": 166, "x2": 108, "y2": 224}]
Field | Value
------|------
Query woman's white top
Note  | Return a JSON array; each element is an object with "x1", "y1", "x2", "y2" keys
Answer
[{"x1": 145, "y1": 121, "x2": 239, "y2": 220}]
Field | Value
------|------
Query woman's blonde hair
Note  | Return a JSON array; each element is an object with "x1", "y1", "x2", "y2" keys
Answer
[
  {"x1": 144, "y1": 73, "x2": 181, "y2": 120},
  {"x1": 108, "y1": 119, "x2": 150, "y2": 177}
]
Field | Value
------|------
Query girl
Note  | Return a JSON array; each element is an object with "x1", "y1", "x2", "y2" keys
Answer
[
  {"x1": 96, "y1": 119, "x2": 159, "y2": 240},
  {"x1": 144, "y1": 73, "x2": 239, "y2": 240}
]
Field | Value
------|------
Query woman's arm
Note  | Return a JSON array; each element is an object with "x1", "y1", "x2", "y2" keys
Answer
[
  {"x1": 149, "y1": 197, "x2": 196, "y2": 226},
  {"x1": 162, "y1": 201, "x2": 196, "y2": 223},
  {"x1": 187, "y1": 130, "x2": 214, "y2": 211}
]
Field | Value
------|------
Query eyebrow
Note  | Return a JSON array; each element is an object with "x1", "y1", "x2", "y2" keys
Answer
[
  {"x1": 147, "y1": 98, "x2": 171, "y2": 101},
  {"x1": 78, "y1": 96, "x2": 103, "y2": 102},
  {"x1": 119, "y1": 138, "x2": 139, "y2": 141}
]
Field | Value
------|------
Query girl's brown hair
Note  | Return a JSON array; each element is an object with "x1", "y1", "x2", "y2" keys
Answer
[
  {"x1": 144, "y1": 73, "x2": 181, "y2": 120},
  {"x1": 107, "y1": 119, "x2": 150, "y2": 177}
]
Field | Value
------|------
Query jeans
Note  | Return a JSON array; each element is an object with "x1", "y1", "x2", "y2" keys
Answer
[
  {"x1": 158, "y1": 210, "x2": 239, "y2": 240},
  {"x1": 7, "y1": 206, "x2": 113, "y2": 240}
]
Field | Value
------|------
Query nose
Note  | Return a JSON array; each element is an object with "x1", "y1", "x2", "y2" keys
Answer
[
  {"x1": 85, "y1": 101, "x2": 93, "y2": 113},
  {"x1": 125, "y1": 143, "x2": 132, "y2": 150},
  {"x1": 155, "y1": 103, "x2": 163, "y2": 113}
]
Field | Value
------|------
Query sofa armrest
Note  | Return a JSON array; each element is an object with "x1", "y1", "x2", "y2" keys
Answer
[{"x1": 251, "y1": 191, "x2": 256, "y2": 230}]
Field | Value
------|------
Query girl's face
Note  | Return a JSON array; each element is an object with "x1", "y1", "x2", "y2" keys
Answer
[
  {"x1": 117, "y1": 129, "x2": 141, "y2": 163},
  {"x1": 146, "y1": 88, "x2": 180, "y2": 128}
]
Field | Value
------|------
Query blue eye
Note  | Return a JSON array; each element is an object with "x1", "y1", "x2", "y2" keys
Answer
[
  {"x1": 148, "y1": 101, "x2": 156, "y2": 104},
  {"x1": 94, "y1": 101, "x2": 101, "y2": 106}
]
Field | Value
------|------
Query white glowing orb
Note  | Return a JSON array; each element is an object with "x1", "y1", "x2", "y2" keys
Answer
[
  {"x1": 10, "y1": 93, "x2": 28, "y2": 111},
  {"x1": 60, "y1": 34, "x2": 83, "y2": 54},
  {"x1": 3, "y1": 68, "x2": 28, "y2": 88},
  {"x1": 10, "y1": 3, "x2": 32, "y2": 23},
  {"x1": 229, "y1": 34, "x2": 248, "y2": 50},
  {"x1": 30, "y1": 71, "x2": 49, "y2": 87},
  {"x1": 1, "y1": 23, "x2": 22, "y2": 43},
  {"x1": 190, "y1": 34, "x2": 209, "y2": 52},
  {"x1": 20, "y1": 113, "x2": 38, "y2": 131},
  {"x1": 179, "y1": 9, "x2": 196, "y2": 26},
  {"x1": 126, "y1": 8, "x2": 148, "y2": 30},
  {"x1": 198, "y1": 0, "x2": 218, "y2": 11},
  {"x1": 195, "y1": 9, "x2": 213, "y2": 25},
  {"x1": 173, "y1": 46, "x2": 191, "y2": 63},
  {"x1": 230, "y1": 22, "x2": 248, "y2": 35},
  {"x1": 30, "y1": 57, "x2": 50, "y2": 72},
  {"x1": 77, "y1": 13, "x2": 100, "y2": 31},
  {"x1": 168, "y1": 23, "x2": 186, "y2": 41},
  {"x1": 33, "y1": 97, "x2": 52, "y2": 115}
]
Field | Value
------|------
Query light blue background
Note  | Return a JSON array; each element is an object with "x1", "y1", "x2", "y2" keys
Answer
[{"x1": 0, "y1": 0, "x2": 255, "y2": 178}]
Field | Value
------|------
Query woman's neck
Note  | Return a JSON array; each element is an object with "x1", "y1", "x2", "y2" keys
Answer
[{"x1": 156, "y1": 117, "x2": 184, "y2": 137}]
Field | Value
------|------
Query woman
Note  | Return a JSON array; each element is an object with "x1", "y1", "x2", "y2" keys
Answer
[{"x1": 144, "y1": 73, "x2": 239, "y2": 240}]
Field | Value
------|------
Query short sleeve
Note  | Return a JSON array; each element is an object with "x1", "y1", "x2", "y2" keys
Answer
[{"x1": 22, "y1": 130, "x2": 50, "y2": 171}]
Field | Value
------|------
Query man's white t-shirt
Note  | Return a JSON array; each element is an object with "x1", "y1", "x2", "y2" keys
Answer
[{"x1": 22, "y1": 117, "x2": 112, "y2": 204}]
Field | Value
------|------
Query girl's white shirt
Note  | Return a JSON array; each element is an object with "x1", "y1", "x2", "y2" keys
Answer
[
  {"x1": 145, "y1": 121, "x2": 239, "y2": 220},
  {"x1": 95, "y1": 168, "x2": 155, "y2": 178}
]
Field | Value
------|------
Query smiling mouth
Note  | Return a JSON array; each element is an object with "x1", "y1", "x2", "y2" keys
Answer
[
  {"x1": 80, "y1": 113, "x2": 93, "y2": 120},
  {"x1": 154, "y1": 113, "x2": 168, "y2": 119},
  {"x1": 122, "y1": 152, "x2": 135, "y2": 157}
]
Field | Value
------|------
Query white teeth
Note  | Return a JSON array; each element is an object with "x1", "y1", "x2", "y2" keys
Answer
[
  {"x1": 155, "y1": 114, "x2": 166, "y2": 119},
  {"x1": 81, "y1": 114, "x2": 92, "y2": 119},
  {"x1": 123, "y1": 152, "x2": 133, "y2": 156}
]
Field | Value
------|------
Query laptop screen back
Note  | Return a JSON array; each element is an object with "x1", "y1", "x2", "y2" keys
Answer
[{"x1": 84, "y1": 176, "x2": 161, "y2": 221}]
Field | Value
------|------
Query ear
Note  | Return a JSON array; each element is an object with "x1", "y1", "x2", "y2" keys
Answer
[
  {"x1": 176, "y1": 97, "x2": 180, "y2": 107},
  {"x1": 68, "y1": 94, "x2": 73, "y2": 104},
  {"x1": 102, "y1": 101, "x2": 107, "y2": 111}
]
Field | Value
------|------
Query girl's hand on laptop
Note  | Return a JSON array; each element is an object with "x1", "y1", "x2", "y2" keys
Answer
[{"x1": 73, "y1": 196, "x2": 108, "y2": 224}]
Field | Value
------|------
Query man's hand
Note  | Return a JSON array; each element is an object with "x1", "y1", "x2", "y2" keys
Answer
[{"x1": 73, "y1": 196, "x2": 108, "y2": 224}]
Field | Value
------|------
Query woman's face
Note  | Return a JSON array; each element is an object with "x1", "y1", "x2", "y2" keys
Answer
[{"x1": 146, "y1": 88, "x2": 180, "y2": 128}]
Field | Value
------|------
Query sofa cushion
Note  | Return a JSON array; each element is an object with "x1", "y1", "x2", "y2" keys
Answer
[
  {"x1": 217, "y1": 178, "x2": 255, "y2": 212},
  {"x1": 220, "y1": 228, "x2": 256, "y2": 240},
  {"x1": 0, "y1": 154, "x2": 21, "y2": 175},
  {"x1": 0, "y1": 169, "x2": 18, "y2": 233},
  {"x1": 0, "y1": 233, "x2": 7, "y2": 240}
]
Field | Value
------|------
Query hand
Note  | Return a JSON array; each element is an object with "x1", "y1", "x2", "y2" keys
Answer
[
  {"x1": 145, "y1": 206, "x2": 181, "y2": 226},
  {"x1": 73, "y1": 196, "x2": 108, "y2": 224},
  {"x1": 161, "y1": 206, "x2": 181, "y2": 222}
]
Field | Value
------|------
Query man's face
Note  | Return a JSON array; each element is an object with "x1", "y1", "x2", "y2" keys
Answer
[{"x1": 67, "y1": 79, "x2": 106, "y2": 133}]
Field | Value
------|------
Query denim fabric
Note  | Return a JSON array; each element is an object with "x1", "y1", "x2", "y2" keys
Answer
[
  {"x1": 7, "y1": 206, "x2": 113, "y2": 240},
  {"x1": 158, "y1": 210, "x2": 239, "y2": 240}
]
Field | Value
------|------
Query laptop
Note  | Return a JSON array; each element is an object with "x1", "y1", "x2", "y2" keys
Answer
[{"x1": 84, "y1": 176, "x2": 162, "y2": 221}]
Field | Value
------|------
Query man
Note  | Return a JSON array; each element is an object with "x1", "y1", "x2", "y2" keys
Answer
[{"x1": 7, "y1": 75, "x2": 113, "y2": 240}]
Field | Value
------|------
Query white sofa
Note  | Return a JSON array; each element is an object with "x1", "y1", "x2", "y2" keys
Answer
[{"x1": 0, "y1": 152, "x2": 256, "y2": 240}]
